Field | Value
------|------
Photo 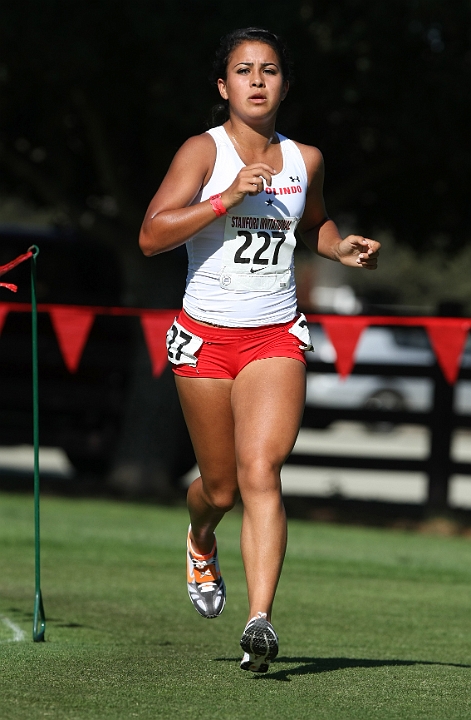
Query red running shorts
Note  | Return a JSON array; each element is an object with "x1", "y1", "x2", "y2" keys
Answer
[{"x1": 168, "y1": 310, "x2": 309, "y2": 380}]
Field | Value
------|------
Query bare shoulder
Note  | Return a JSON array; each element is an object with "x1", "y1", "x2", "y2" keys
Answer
[
  {"x1": 145, "y1": 132, "x2": 216, "y2": 216},
  {"x1": 161, "y1": 132, "x2": 215, "y2": 189},
  {"x1": 291, "y1": 141, "x2": 324, "y2": 183},
  {"x1": 178, "y1": 131, "x2": 216, "y2": 155},
  {"x1": 170, "y1": 132, "x2": 216, "y2": 176}
]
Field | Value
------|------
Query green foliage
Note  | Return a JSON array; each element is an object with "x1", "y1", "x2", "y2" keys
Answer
[
  {"x1": 347, "y1": 231, "x2": 471, "y2": 314},
  {"x1": 2, "y1": 493, "x2": 471, "y2": 719}
]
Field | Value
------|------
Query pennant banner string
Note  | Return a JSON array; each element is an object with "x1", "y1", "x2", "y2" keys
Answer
[{"x1": 0, "y1": 304, "x2": 470, "y2": 383}]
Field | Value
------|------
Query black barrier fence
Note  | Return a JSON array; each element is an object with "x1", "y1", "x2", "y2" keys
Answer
[
  {"x1": 286, "y1": 358, "x2": 471, "y2": 513},
  {"x1": 1, "y1": 299, "x2": 471, "y2": 509}
]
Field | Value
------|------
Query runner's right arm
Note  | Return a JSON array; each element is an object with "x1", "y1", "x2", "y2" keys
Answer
[{"x1": 139, "y1": 134, "x2": 274, "y2": 256}]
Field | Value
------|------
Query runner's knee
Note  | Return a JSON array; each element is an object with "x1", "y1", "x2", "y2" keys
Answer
[
  {"x1": 236, "y1": 457, "x2": 282, "y2": 496},
  {"x1": 203, "y1": 482, "x2": 239, "y2": 512}
]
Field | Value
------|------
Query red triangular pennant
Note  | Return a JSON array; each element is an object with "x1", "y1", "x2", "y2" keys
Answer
[
  {"x1": 425, "y1": 320, "x2": 471, "y2": 384},
  {"x1": 0, "y1": 305, "x2": 9, "y2": 335},
  {"x1": 49, "y1": 306, "x2": 96, "y2": 373},
  {"x1": 320, "y1": 316, "x2": 371, "y2": 377},
  {"x1": 140, "y1": 310, "x2": 176, "y2": 377}
]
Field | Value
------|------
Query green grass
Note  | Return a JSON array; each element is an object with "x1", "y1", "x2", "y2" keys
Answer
[{"x1": 1, "y1": 492, "x2": 471, "y2": 719}]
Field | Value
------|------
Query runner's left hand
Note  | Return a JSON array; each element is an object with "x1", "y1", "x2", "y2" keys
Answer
[{"x1": 337, "y1": 236, "x2": 380, "y2": 269}]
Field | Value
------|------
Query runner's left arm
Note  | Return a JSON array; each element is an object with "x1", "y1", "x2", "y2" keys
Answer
[{"x1": 296, "y1": 144, "x2": 380, "y2": 270}]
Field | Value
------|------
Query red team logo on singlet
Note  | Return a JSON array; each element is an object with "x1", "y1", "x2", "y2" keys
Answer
[
  {"x1": 265, "y1": 185, "x2": 303, "y2": 195},
  {"x1": 265, "y1": 175, "x2": 303, "y2": 196}
]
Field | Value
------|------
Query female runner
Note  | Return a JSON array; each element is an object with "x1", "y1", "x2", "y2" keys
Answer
[{"x1": 139, "y1": 27, "x2": 380, "y2": 673}]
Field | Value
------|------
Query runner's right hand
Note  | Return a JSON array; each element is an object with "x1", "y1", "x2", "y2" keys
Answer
[{"x1": 221, "y1": 163, "x2": 275, "y2": 209}]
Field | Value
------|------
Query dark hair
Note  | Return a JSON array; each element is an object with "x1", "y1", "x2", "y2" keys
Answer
[{"x1": 208, "y1": 27, "x2": 293, "y2": 127}]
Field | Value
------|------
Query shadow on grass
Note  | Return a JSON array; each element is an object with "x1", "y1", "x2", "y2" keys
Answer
[
  {"x1": 6, "y1": 608, "x2": 88, "y2": 628},
  {"x1": 215, "y1": 656, "x2": 471, "y2": 682}
]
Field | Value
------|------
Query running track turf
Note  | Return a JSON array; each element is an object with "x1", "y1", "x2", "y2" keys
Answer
[{"x1": 1, "y1": 493, "x2": 471, "y2": 719}]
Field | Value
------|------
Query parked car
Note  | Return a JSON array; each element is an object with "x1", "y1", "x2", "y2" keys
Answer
[{"x1": 305, "y1": 324, "x2": 471, "y2": 425}]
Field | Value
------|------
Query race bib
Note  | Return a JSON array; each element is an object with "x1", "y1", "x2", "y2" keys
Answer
[
  {"x1": 289, "y1": 314, "x2": 314, "y2": 351},
  {"x1": 166, "y1": 319, "x2": 203, "y2": 366},
  {"x1": 220, "y1": 215, "x2": 297, "y2": 292}
]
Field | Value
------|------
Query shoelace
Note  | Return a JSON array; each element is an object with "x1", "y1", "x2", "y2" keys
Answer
[
  {"x1": 246, "y1": 612, "x2": 268, "y2": 625},
  {"x1": 191, "y1": 555, "x2": 219, "y2": 586},
  {"x1": 198, "y1": 568, "x2": 214, "y2": 578},
  {"x1": 193, "y1": 558, "x2": 214, "y2": 570},
  {"x1": 199, "y1": 581, "x2": 218, "y2": 591}
]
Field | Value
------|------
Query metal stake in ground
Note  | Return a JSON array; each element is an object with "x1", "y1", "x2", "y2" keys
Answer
[{"x1": 30, "y1": 245, "x2": 46, "y2": 642}]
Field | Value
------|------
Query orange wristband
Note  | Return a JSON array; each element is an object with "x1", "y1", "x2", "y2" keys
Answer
[{"x1": 209, "y1": 194, "x2": 227, "y2": 218}]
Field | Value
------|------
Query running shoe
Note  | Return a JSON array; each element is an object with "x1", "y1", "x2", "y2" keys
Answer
[
  {"x1": 186, "y1": 527, "x2": 226, "y2": 619},
  {"x1": 240, "y1": 612, "x2": 279, "y2": 673}
]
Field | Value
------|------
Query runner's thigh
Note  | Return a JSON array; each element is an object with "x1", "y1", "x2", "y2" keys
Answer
[
  {"x1": 175, "y1": 376, "x2": 237, "y2": 486},
  {"x1": 231, "y1": 357, "x2": 306, "y2": 478}
]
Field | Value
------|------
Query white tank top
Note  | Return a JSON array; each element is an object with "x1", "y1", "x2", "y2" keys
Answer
[{"x1": 182, "y1": 125, "x2": 308, "y2": 327}]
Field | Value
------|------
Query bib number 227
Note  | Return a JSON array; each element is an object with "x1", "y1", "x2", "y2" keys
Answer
[{"x1": 233, "y1": 230, "x2": 286, "y2": 266}]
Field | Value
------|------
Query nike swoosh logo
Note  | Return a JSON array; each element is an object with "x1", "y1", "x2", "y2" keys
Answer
[{"x1": 250, "y1": 267, "x2": 265, "y2": 273}]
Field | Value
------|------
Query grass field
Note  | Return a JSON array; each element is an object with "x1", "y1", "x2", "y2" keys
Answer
[{"x1": 1, "y1": 492, "x2": 471, "y2": 719}]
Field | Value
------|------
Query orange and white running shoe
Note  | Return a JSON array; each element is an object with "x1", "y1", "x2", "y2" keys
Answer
[
  {"x1": 240, "y1": 612, "x2": 279, "y2": 673},
  {"x1": 186, "y1": 526, "x2": 226, "y2": 619}
]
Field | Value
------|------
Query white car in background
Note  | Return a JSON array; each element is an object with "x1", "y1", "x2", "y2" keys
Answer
[{"x1": 305, "y1": 324, "x2": 471, "y2": 420}]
